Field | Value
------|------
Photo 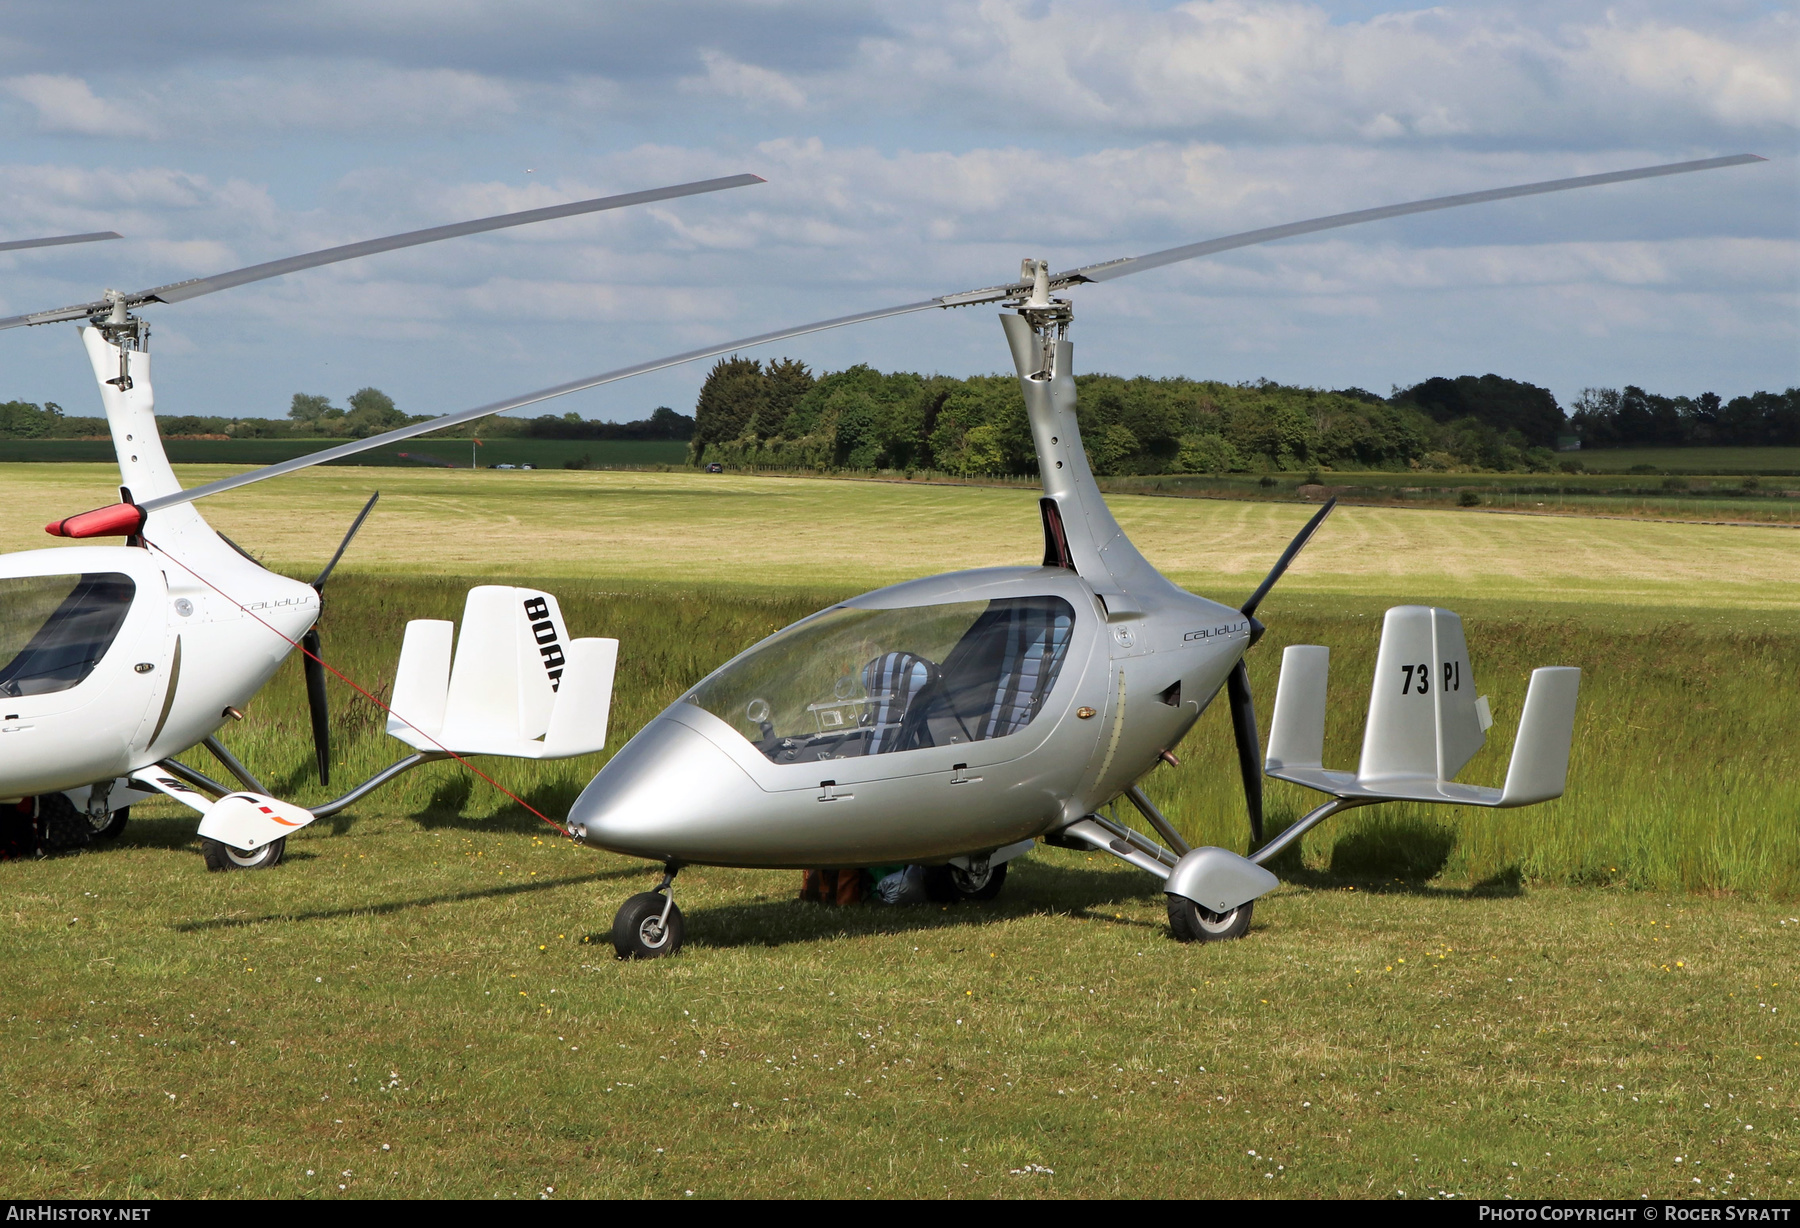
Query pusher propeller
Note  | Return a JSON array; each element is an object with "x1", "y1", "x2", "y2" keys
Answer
[
  {"x1": 1226, "y1": 498, "x2": 1338, "y2": 844},
  {"x1": 0, "y1": 174, "x2": 763, "y2": 332},
  {"x1": 128, "y1": 152, "x2": 1764, "y2": 516},
  {"x1": 0, "y1": 230, "x2": 122, "y2": 253},
  {"x1": 301, "y1": 492, "x2": 380, "y2": 786}
]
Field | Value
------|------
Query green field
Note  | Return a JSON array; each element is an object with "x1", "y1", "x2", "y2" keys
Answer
[
  {"x1": 0, "y1": 437, "x2": 689, "y2": 469},
  {"x1": 1573, "y1": 447, "x2": 1800, "y2": 475},
  {"x1": 1, "y1": 466, "x2": 1796, "y2": 1198}
]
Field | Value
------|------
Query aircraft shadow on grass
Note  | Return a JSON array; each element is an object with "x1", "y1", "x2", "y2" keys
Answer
[
  {"x1": 670, "y1": 820, "x2": 1526, "y2": 951},
  {"x1": 171, "y1": 865, "x2": 642, "y2": 933},
  {"x1": 668, "y1": 859, "x2": 1180, "y2": 950}
]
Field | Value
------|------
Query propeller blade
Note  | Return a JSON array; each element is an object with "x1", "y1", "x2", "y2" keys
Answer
[
  {"x1": 301, "y1": 627, "x2": 331, "y2": 787},
  {"x1": 311, "y1": 491, "x2": 379, "y2": 592},
  {"x1": 133, "y1": 154, "x2": 1763, "y2": 515},
  {"x1": 0, "y1": 174, "x2": 764, "y2": 331},
  {"x1": 0, "y1": 231, "x2": 121, "y2": 254},
  {"x1": 1226, "y1": 660, "x2": 1264, "y2": 843},
  {"x1": 1241, "y1": 497, "x2": 1338, "y2": 621}
]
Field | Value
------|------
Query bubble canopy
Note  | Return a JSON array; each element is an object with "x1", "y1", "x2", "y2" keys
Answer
[{"x1": 686, "y1": 595, "x2": 1078, "y2": 764}]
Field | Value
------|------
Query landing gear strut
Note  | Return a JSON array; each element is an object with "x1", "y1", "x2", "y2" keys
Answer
[{"x1": 612, "y1": 865, "x2": 685, "y2": 959}]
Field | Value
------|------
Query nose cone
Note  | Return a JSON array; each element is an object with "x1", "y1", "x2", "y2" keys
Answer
[{"x1": 569, "y1": 716, "x2": 765, "y2": 863}]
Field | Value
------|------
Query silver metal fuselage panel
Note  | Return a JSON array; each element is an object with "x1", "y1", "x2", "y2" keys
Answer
[{"x1": 570, "y1": 564, "x2": 1248, "y2": 867}]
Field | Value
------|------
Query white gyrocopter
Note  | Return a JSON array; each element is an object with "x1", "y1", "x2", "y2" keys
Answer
[
  {"x1": 0, "y1": 155, "x2": 1760, "y2": 954},
  {"x1": 0, "y1": 174, "x2": 759, "y2": 864}
]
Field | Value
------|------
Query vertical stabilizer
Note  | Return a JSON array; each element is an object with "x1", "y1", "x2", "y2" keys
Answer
[{"x1": 1358, "y1": 605, "x2": 1489, "y2": 786}]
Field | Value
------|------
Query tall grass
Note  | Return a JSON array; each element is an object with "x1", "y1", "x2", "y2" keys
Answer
[
  {"x1": 200, "y1": 576, "x2": 1799, "y2": 899},
  {"x1": 1148, "y1": 599, "x2": 1800, "y2": 897}
]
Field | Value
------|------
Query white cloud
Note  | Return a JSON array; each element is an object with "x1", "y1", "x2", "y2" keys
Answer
[
  {"x1": 4, "y1": 74, "x2": 158, "y2": 138},
  {"x1": 682, "y1": 49, "x2": 807, "y2": 109},
  {"x1": 834, "y1": 0, "x2": 1798, "y2": 144}
]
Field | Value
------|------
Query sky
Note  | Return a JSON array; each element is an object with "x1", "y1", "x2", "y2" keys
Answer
[{"x1": 0, "y1": 0, "x2": 1793, "y2": 424}]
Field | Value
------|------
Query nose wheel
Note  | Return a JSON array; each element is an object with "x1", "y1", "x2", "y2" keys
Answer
[
  {"x1": 1166, "y1": 895, "x2": 1254, "y2": 942},
  {"x1": 200, "y1": 836, "x2": 286, "y2": 871},
  {"x1": 612, "y1": 867, "x2": 685, "y2": 959}
]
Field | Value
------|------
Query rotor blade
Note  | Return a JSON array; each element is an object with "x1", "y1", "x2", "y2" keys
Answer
[
  {"x1": 134, "y1": 154, "x2": 1763, "y2": 514},
  {"x1": 0, "y1": 231, "x2": 122, "y2": 253},
  {"x1": 1226, "y1": 660, "x2": 1264, "y2": 844},
  {"x1": 301, "y1": 627, "x2": 331, "y2": 787},
  {"x1": 0, "y1": 174, "x2": 763, "y2": 330},
  {"x1": 1241, "y1": 498, "x2": 1338, "y2": 619},
  {"x1": 1066, "y1": 154, "x2": 1767, "y2": 287},
  {"x1": 136, "y1": 297, "x2": 945, "y2": 512},
  {"x1": 310, "y1": 491, "x2": 379, "y2": 592}
]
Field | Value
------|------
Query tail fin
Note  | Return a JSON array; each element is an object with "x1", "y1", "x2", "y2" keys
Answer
[
  {"x1": 387, "y1": 586, "x2": 615, "y2": 759},
  {"x1": 1358, "y1": 605, "x2": 1488, "y2": 787},
  {"x1": 1265, "y1": 644, "x2": 1328, "y2": 771},
  {"x1": 1498, "y1": 667, "x2": 1580, "y2": 805},
  {"x1": 1263, "y1": 605, "x2": 1579, "y2": 809}
]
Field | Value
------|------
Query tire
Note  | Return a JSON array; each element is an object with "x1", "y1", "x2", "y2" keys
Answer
[
  {"x1": 1167, "y1": 895, "x2": 1254, "y2": 943},
  {"x1": 922, "y1": 860, "x2": 1009, "y2": 904},
  {"x1": 612, "y1": 891, "x2": 685, "y2": 959},
  {"x1": 36, "y1": 793, "x2": 92, "y2": 853},
  {"x1": 88, "y1": 806, "x2": 129, "y2": 841},
  {"x1": 200, "y1": 836, "x2": 286, "y2": 872}
]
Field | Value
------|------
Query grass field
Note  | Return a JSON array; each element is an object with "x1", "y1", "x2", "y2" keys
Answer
[
  {"x1": 9, "y1": 464, "x2": 1800, "y2": 610},
  {"x1": 1574, "y1": 448, "x2": 1800, "y2": 476},
  {"x1": 0, "y1": 437, "x2": 689, "y2": 470},
  {"x1": 1, "y1": 464, "x2": 1796, "y2": 1198}
]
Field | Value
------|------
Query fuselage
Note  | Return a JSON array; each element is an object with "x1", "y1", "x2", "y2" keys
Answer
[
  {"x1": 0, "y1": 327, "x2": 318, "y2": 805},
  {"x1": 0, "y1": 542, "x2": 317, "y2": 799},
  {"x1": 567, "y1": 563, "x2": 1248, "y2": 867}
]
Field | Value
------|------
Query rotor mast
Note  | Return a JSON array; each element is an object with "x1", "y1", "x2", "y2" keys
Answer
[{"x1": 1002, "y1": 264, "x2": 1175, "y2": 610}]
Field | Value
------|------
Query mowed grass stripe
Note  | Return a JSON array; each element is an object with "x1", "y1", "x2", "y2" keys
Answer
[{"x1": 6, "y1": 464, "x2": 1798, "y2": 611}]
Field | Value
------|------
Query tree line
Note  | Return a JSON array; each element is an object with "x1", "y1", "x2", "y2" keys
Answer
[
  {"x1": 0, "y1": 390, "x2": 693, "y2": 443},
  {"x1": 4, "y1": 367, "x2": 1791, "y2": 471},
  {"x1": 686, "y1": 357, "x2": 1800, "y2": 475}
]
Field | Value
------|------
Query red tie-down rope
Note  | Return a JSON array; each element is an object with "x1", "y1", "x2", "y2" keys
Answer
[{"x1": 144, "y1": 536, "x2": 573, "y2": 838}]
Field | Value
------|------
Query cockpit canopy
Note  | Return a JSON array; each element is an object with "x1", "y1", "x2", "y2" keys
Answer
[
  {"x1": 686, "y1": 595, "x2": 1077, "y2": 764},
  {"x1": 0, "y1": 572, "x2": 136, "y2": 698}
]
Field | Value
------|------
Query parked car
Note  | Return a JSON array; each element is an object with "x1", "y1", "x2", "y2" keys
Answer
[{"x1": 705, "y1": 462, "x2": 724, "y2": 473}]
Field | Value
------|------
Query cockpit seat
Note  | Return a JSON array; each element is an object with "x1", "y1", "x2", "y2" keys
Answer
[
  {"x1": 860, "y1": 651, "x2": 934, "y2": 754},
  {"x1": 974, "y1": 604, "x2": 1074, "y2": 740}
]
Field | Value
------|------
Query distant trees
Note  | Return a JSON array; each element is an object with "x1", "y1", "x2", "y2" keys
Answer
[
  {"x1": 3, "y1": 370, "x2": 1795, "y2": 463},
  {"x1": 689, "y1": 361, "x2": 1499, "y2": 475},
  {"x1": 287, "y1": 388, "x2": 411, "y2": 437},
  {"x1": 1392, "y1": 375, "x2": 1564, "y2": 450},
  {"x1": 1570, "y1": 386, "x2": 1800, "y2": 448}
]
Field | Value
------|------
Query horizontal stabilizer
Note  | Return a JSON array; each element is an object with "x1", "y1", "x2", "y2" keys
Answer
[{"x1": 1264, "y1": 607, "x2": 1579, "y2": 810}]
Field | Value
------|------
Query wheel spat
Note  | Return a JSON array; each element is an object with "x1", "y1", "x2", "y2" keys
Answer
[
  {"x1": 301, "y1": 492, "x2": 380, "y2": 786},
  {"x1": 1230, "y1": 497, "x2": 1338, "y2": 844}
]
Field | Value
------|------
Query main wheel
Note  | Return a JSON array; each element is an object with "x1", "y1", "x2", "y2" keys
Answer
[
  {"x1": 200, "y1": 836, "x2": 286, "y2": 872},
  {"x1": 612, "y1": 892, "x2": 685, "y2": 959},
  {"x1": 35, "y1": 793, "x2": 91, "y2": 853},
  {"x1": 1167, "y1": 895, "x2": 1254, "y2": 943},
  {"x1": 88, "y1": 806, "x2": 129, "y2": 841},
  {"x1": 923, "y1": 860, "x2": 1008, "y2": 904}
]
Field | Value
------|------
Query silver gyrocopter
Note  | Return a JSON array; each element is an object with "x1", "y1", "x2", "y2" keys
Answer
[{"x1": 0, "y1": 154, "x2": 1762, "y2": 952}]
